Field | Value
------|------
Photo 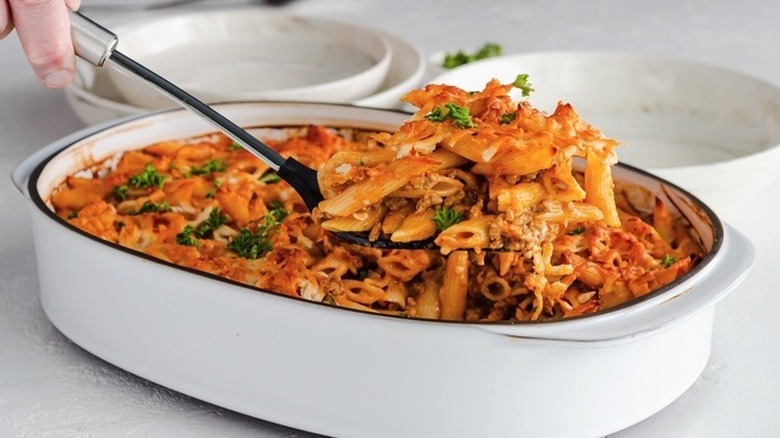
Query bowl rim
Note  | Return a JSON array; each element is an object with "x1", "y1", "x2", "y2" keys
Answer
[
  {"x1": 64, "y1": 28, "x2": 426, "y2": 122},
  {"x1": 26, "y1": 101, "x2": 724, "y2": 328},
  {"x1": 107, "y1": 8, "x2": 393, "y2": 105}
]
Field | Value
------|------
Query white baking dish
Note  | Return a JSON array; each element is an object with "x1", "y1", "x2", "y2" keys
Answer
[{"x1": 12, "y1": 102, "x2": 754, "y2": 438}]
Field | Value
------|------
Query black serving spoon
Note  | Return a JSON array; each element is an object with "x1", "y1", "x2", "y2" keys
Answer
[{"x1": 69, "y1": 11, "x2": 437, "y2": 250}]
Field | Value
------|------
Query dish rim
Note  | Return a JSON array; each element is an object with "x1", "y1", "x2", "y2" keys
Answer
[
  {"x1": 26, "y1": 101, "x2": 725, "y2": 328},
  {"x1": 106, "y1": 8, "x2": 393, "y2": 105}
]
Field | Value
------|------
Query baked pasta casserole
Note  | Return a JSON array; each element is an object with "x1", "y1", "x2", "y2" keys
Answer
[{"x1": 51, "y1": 78, "x2": 703, "y2": 321}]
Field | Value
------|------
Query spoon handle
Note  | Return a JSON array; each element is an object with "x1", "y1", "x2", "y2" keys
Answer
[{"x1": 68, "y1": 10, "x2": 286, "y2": 171}]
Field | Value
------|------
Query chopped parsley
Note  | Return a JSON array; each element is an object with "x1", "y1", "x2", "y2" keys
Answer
[
  {"x1": 194, "y1": 208, "x2": 228, "y2": 238},
  {"x1": 433, "y1": 207, "x2": 464, "y2": 231},
  {"x1": 190, "y1": 159, "x2": 227, "y2": 176},
  {"x1": 228, "y1": 141, "x2": 243, "y2": 151},
  {"x1": 66, "y1": 211, "x2": 78, "y2": 220},
  {"x1": 322, "y1": 294, "x2": 336, "y2": 305},
  {"x1": 258, "y1": 171, "x2": 281, "y2": 184},
  {"x1": 442, "y1": 42, "x2": 503, "y2": 69},
  {"x1": 113, "y1": 184, "x2": 129, "y2": 201},
  {"x1": 499, "y1": 112, "x2": 516, "y2": 125},
  {"x1": 175, "y1": 208, "x2": 228, "y2": 245},
  {"x1": 133, "y1": 200, "x2": 171, "y2": 215},
  {"x1": 357, "y1": 268, "x2": 369, "y2": 280},
  {"x1": 513, "y1": 73, "x2": 533, "y2": 97},
  {"x1": 205, "y1": 190, "x2": 216, "y2": 199},
  {"x1": 425, "y1": 103, "x2": 476, "y2": 129},
  {"x1": 176, "y1": 225, "x2": 198, "y2": 247},
  {"x1": 128, "y1": 164, "x2": 166, "y2": 189},
  {"x1": 568, "y1": 226, "x2": 586, "y2": 236},
  {"x1": 214, "y1": 179, "x2": 223, "y2": 188},
  {"x1": 227, "y1": 228, "x2": 274, "y2": 259},
  {"x1": 660, "y1": 254, "x2": 677, "y2": 268},
  {"x1": 226, "y1": 203, "x2": 289, "y2": 259}
]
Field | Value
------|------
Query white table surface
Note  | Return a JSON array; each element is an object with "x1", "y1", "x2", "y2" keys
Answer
[{"x1": 1, "y1": 0, "x2": 779, "y2": 436}]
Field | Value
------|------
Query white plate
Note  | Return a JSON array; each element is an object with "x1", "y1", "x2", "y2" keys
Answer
[
  {"x1": 105, "y1": 9, "x2": 392, "y2": 109},
  {"x1": 64, "y1": 27, "x2": 424, "y2": 124},
  {"x1": 429, "y1": 51, "x2": 780, "y2": 210}
]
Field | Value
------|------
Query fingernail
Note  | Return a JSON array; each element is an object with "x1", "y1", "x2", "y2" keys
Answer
[{"x1": 44, "y1": 70, "x2": 73, "y2": 88}]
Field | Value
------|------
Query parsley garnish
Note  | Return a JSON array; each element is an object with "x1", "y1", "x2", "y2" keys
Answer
[
  {"x1": 513, "y1": 73, "x2": 533, "y2": 97},
  {"x1": 191, "y1": 159, "x2": 227, "y2": 176},
  {"x1": 113, "y1": 184, "x2": 129, "y2": 201},
  {"x1": 176, "y1": 225, "x2": 198, "y2": 247},
  {"x1": 194, "y1": 208, "x2": 228, "y2": 238},
  {"x1": 568, "y1": 226, "x2": 586, "y2": 236},
  {"x1": 214, "y1": 179, "x2": 223, "y2": 188},
  {"x1": 433, "y1": 207, "x2": 464, "y2": 231},
  {"x1": 227, "y1": 228, "x2": 274, "y2": 259},
  {"x1": 660, "y1": 254, "x2": 677, "y2": 268},
  {"x1": 228, "y1": 141, "x2": 243, "y2": 151},
  {"x1": 425, "y1": 103, "x2": 476, "y2": 129},
  {"x1": 205, "y1": 191, "x2": 216, "y2": 199},
  {"x1": 322, "y1": 294, "x2": 336, "y2": 305},
  {"x1": 357, "y1": 268, "x2": 369, "y2": 280},
  {"x1": 442, "y1": 42, "x2": 503, "y2": 69},
  {"x1": 67, "y1": 211, "x2": 78, "y2": 220},
  {"x1": 175, "y1": 208, "x2": 228, "y2": 245},
  {"x1": 499, "y1": 112, "x2": 516, "y2": 125},
  {"x1": 227, "y1": 203, "x2": 289, "y2": 259},
  {"x1": 128, "y1": 164, "x2": 166, "y2": 189},
  {"x1": 133, "y1": 201, "x2": 171, "y2": 215},
  {"x1": 258, "y1": 171, "x2": 281, "y2": 184}
]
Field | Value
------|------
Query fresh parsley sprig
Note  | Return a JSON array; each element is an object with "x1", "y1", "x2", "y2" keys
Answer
[
  {"x1": 174, "y1": 207, "x2": 229, "y2": 246},
  {"x1": 660, "y1": 254, "x2": 677, "y2": 269},
  {"x1": 513, "y1": 73, "x2": 533, "y2": 97},
  {"x1": 113, "y1": 163, "x2": 167, "y2": 200},
  {"x1": 442, "y1": 42, "x2": 503, "y2": 69},
  {"x1": 425, "y1": 103, "x2": 476, "y2": 129},
  {"x1": 433, "y1": 207, "x2": 464, "y2": 231},
  {"x1": 132, "y1": 201, "x2": 171, "y2": 215},
  {"x1": 227, "y1": 203, "x2": 289, "y2": 259},
  {"x1": 191, "y1": 159, "x2": 227, "y2": 176},
  {"x1": 129, "y1": 164, "x2": 166, "y2": 189},
  {"x1": 176, "y1": 225, "x2": 198, "y2": 247}
]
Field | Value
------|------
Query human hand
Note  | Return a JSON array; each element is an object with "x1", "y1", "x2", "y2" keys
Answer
[{"x1": 0, "y1": 0, "x2": 82, "y2": 88}]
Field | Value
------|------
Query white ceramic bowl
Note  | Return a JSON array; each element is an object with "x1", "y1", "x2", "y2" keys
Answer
[
  {"x1": 64, "y1": 28, "x2": 425, "y2": 125},
  {"x1": 106, "y1": 9, "x2": 392, "y2": 109},
  {"x1": 430, "y1": 51, "x2": 780, "y2": 210},
  {"x1": 13, "y1": 103, "x2": 753, "y2": 438}
]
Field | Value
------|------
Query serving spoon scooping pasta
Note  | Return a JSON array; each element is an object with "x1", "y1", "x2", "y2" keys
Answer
[{"x1": 69, "y1": 11, "x2": 437, "y2": 250}]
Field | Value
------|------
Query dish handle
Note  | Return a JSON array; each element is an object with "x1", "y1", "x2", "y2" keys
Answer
[
  {"x1": 474, "y1": 224, "x2": 754, "y2": 344},
  {"x1": 11, "y1": 146, "x2": 56, "y2": 199}
]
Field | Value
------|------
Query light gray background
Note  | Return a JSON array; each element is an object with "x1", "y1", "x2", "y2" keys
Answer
[{"x1": 1, "y1": 1, "x2": 778, "y2": 436}]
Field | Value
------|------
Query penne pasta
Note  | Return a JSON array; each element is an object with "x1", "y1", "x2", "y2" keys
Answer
[{"x1": 54, "y1": 79, "x2": 704, "y2": 323}]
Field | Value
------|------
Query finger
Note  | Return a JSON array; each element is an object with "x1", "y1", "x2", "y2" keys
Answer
[
  {"x1": 0, "y1": 1, "x2": 12, "y2": 40},
  {"x1": 10, "y1": 0, "x2": 74, "y2": 88},
  {"x1": 65, "y1": 0, "x2": 79, "y2": 10}
]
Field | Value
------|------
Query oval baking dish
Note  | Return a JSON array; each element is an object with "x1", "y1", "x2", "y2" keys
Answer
[{"x1": 13, "y1": 102, "x2": 754, "y2": 438}]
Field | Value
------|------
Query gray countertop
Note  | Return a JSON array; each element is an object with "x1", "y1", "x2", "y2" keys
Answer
[{"x1": 1, "y1": 0, "x2": 778, "y2": 436}]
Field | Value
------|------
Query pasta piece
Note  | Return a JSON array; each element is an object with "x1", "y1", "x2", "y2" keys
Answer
[
  {"x1": 390, "y1": 209, "x2": 437, "y2": 242},
  {"x1": 439, "y1": 251, "x2": 469, "y2": 320},
  {"x1": 318, "y1": 156, "x2": 435, "y2": 217},
  {"x1": 584, "y1": 148, "x2": 620, "y2": 227},
  {"x1": 320, "y1": 205, "x2": 387, "y2": 232},
  {"x1": 496, "y1": 182, "x2": 545, "y2": 213},
  {"x1": 435, "y1": 215, "x2": 495, "y2": 254}
]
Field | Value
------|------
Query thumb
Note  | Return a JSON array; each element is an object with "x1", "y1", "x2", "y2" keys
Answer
[{"x1": 10, "y1": 0, "x2": 75, "y2": 88}]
